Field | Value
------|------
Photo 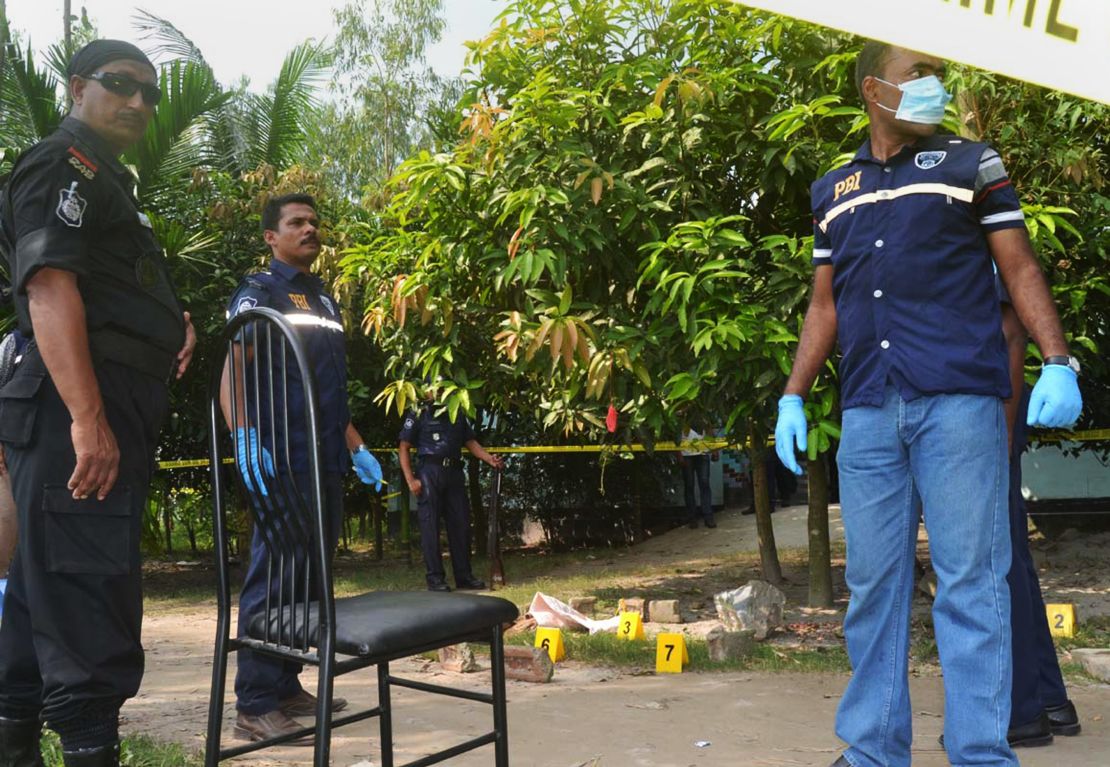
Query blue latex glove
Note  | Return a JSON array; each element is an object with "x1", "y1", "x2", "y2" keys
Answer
[
  {"x1": 1027, "y1": 364, "x2": 1082, "y2": 428},
  {"x1": 352, "y1": 446, "x2": 383, "y2": 492},
  {"x1": 235, "y1": 427, "x2": 275, "y2": 497},
  {"x1": 774, "y1": 394, "x2": 808, "y2": 476}
]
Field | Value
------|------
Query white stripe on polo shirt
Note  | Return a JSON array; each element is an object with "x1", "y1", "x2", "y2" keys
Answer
[
  {"x1": 819, "y1": 182, "x2": 976, "y2": 232},
  {"x1": 980, "y1": 210, "x2": 1026, "y2": 226},
  {"x1": 813, "y1": 248, "x2": 833, "y2": 261},
  {"x1": 285, "y1": 313, "x2": 344, "y2": 332}
]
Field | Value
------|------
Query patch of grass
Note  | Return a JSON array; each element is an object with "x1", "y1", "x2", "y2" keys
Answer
[
  {"x1": 40, "y1": 730, "x2": 201, "y2": 766},
  {"x1": 1056, "y1": 614, "x2": 1110, "y2": 652},
  {"x1": 505, "y1": 630, "x2": 851, "y2": 674}
]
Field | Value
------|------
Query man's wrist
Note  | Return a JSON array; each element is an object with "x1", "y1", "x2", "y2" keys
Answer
[
  {"x1": 1042, "y1": 355, "x2": 1080, "y2": 375},
  {"x1": 351, "y1": 443, "x2": 367, "y2": 455}
]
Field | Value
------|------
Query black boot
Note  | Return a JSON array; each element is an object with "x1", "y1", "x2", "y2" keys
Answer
[
  {"x1": 61, "y1": 743, "x2": 119, "y2": 767},
  {"x1": 0, "y1": 716, "x2": 45, "y2": 767}
]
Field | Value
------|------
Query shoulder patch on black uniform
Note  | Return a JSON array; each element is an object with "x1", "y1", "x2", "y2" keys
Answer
[{"x1": 55, "y1": 181, "x2": 87, "y2": 227}]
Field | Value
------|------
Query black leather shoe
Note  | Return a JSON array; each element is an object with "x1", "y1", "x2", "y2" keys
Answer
[
  {"x1": 61, "y1": 743, "x2": 120, "y2": 767},
  {"x1": 427, "y1": 581, "x2": 452, "y2": 592},
  {"x1": 939, "y1": 711, "x2": 1054, "y2": 749},
  {"x1": 1009, "y1": 711, "x2": 1055, "y2": 747},
  {"x1": 0, "y1": 716, "x2": 45, "y2": 767},
  {"x1": 455, "y1": 577, "x2": 487, "y2": 590},
  {"x1": 1045, "y1": 700, "x2": 1080, "y2": 736},
  {"x1": 704, "y1": 517, "x2": 717, "y2": 528}
]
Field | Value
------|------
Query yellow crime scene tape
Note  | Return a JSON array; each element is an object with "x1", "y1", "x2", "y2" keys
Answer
[{"x1": 155, "y1": 430, "x2": 1107, "y2": 472}]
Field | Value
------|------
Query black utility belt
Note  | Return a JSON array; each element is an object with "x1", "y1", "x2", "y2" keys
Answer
[
  {"x1": 89, "y1": 328, "x2": 176, "y2": 382},
  {"x1": 420, "y1": 455, "x2": 464, "y2": 469}
]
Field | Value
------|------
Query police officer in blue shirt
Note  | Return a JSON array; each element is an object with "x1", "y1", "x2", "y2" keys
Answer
[
  {"x1": 399, "y1": 398, "x2": 503, "y2": 591},
  {"x1": 774, "y1": 42, "x2": 1081, "y2": 767},
  {"x1": 219, "y1": 193, "x2": 383, "y2": 744},
  {"x1": 0, "y1": 41, "x2": 196, "y2": 767}
]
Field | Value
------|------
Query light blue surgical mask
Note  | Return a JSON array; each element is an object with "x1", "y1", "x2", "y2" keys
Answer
[{"x1": 875, "y1": 75, "x2": 952, "y2": 125}]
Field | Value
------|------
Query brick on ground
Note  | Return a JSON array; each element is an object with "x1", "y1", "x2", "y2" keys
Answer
[{"x1": 503, "y1": 645, "x2": 555, "y2": 683}]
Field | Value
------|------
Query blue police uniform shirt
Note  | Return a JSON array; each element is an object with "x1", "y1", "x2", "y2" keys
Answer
[
  {"x1": 398, "y1": 406, "x2": 475, "y2": 459},
  {"x1": 226, "y1": 258, "x2": 350, "y2": 473},
  {"x1": 810, "y1": 135, "x2": 1027, "y2": 409}
]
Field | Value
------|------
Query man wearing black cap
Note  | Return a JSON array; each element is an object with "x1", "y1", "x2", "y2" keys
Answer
[{"x1": 0, "y1": 40, "x2": 195, "y2": 767}]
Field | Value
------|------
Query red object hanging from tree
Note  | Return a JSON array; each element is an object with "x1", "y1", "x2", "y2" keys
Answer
[{"x1": 606, "y1": 404, "x2": 618, "y2": 433}]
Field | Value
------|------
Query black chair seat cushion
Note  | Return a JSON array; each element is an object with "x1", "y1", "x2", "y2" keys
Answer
[{"x1": 246, "y1": 591, "x2": 520, "y2": 659}]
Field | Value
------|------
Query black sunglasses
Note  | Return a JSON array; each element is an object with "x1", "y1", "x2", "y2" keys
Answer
[{"x1": 86, "y1": 71, "x2": 162, "y2": 106}]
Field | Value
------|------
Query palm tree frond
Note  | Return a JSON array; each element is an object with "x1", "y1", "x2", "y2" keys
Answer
[{"x1": 132, "y1": 10, "x2": 208, "y2": 67}]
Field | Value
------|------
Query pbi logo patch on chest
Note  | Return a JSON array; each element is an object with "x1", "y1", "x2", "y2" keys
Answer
[
  {"x1": 915, "y1": 151, "x2": 947, "y2": 170},
  {"x1": 56, "y1": 182, "x2": 87, "y2": 228}
]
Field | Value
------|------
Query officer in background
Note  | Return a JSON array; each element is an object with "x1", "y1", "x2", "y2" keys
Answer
[
  {"x1": 399, "y1": 398, "x2": 502, "y2": 591},
  {"x1": 0, "y1": 41, "x2": 195, "y2": 767},
  {"x1": 219, "y1": 193, "x2": 383, "y2": 744}
]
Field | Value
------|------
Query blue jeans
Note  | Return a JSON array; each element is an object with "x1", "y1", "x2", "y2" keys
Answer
[{"x1": 836, "y1": 388, "x2": 1017, "y2": 767}]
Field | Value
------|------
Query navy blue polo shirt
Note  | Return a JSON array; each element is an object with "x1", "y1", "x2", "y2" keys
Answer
[
  {"x1": 398, "y1": 406, "x2": 475, "y2": 459},
  {"x1": 227, "y1": 258, "x2": 350, "y2": 473},
  {"x1": 811, "y1": 135, "x2": 1026, "y2": 409}
]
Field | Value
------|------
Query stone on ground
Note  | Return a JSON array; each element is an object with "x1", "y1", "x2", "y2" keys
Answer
[
  {"x1": 503, "y1": 645, "x2": 555, "y2": 683},
  {"x1": 714, "y1": 580, "x2": 785, "y2": 640},
  {"x1": 705, "y1": 625, "x2": 756, "y2": 661},
  {"x1": 1072, "y1": 648, "x2": 1110, "y2": 682},
  {"x1": 647, "y1": 599, "x2": 682, "y2": 624}
]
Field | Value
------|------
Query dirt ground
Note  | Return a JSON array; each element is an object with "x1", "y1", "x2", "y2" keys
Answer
[{"x1": 126, "y1": 504, "x2": 1110, "y2": 766}]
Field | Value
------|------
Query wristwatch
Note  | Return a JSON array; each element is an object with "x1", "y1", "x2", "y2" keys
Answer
[{"x1": 1043, "y1": 355, "x2": 1081, "y2": 375}]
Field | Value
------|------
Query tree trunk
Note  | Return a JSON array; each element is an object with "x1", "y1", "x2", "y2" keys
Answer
[
  {"x1": 807, "y1": 453, "x2": 834, "y2": 607},
  {"x1": 163, "y1": 498, "x2": 173, "y2": 554},
  {"x1": 63, "y1": 0, "x2": 71, "y2": 52},
  {"x1": 750, "y1": 440, "x2": 783, "y2": 585},
  {"x1": 468, "y1": 455, "x2": 487, "y2": 556}
]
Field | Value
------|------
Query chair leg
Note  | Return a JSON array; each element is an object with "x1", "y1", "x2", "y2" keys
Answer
[
  {"x1": 204, "y1": 618, "x2": 231, "y2": 766},
  {"x1": 490, "y1": 628, "x2": 509, "y2": 767},
  {"x1": 378, "y1": 662, "x2": 393, "y2": 767},
  {"x1": 314, "y1": 661, "x2": 334, "y2": 766}
]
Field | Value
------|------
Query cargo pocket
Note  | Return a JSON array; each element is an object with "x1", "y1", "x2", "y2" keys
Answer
[
  {"x1": 44, "y1": 485, "x2": 133, "y2": 575},
  {"x1": 0, "y1": 369, "x2": 46, "y2": 448}
]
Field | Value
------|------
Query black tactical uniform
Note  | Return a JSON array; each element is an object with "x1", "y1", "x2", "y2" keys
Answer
[
  {"x1": 399, "y1": 407, "x2": 481, "y2": 588},
  {"x1": 0, "y1": 116, "x2": 184, "y2": 749}
]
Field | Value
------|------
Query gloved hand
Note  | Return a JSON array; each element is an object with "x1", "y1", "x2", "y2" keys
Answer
[
  {"x1": 235, "y1": 427, "x2": 275, "y2": 497},
  {"x1": 774, "y1": 394, "x2": 808, "y2": 476},
  {"x1": 1027, "y1": 364, "x2": 1082, "y2": 428},
  {"x1": 352, "y1": 446, "x2": 383, "y2": 492}
]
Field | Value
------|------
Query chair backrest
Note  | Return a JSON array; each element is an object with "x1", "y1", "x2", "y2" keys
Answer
[{"x1": 207, "y1": 307, "x2": 336, "y2": 657}]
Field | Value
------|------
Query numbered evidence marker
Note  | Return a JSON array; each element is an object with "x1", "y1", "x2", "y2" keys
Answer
[
  {"x1": 535, "y1": 627, "x2": 566, "y2": 662},
  {"x1": 1046, "y1": 603, "x2": 1078, "y2": 639},
  {"x1": 655, "y1": 633, "x2": 690, "y2": 674},
  {"x1": 618, "y1": 611, "x2": 646, "y2": 641}
]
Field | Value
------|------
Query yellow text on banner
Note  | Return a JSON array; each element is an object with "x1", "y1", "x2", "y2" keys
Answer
[{"x1": 729, "y1": 0, "x2": 1110, "y2": 105}]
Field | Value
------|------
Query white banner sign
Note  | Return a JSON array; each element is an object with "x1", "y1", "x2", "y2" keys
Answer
[{"x1": 730, "y1": 0, "x2": 1110, "y2": 105}]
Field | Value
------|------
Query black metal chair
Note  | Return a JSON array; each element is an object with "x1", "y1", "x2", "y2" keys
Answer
[{"x1": 204, "y1": 307, "x2": 518, "y2": 766}]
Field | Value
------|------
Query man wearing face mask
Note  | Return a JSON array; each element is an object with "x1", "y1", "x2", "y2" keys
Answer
[
  {"x1": 0, "y1": 40, "x2": 196, "y2": 766},
  {"x1": 774, "y1": 42, "x2": 1081, "y2": 767}
]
